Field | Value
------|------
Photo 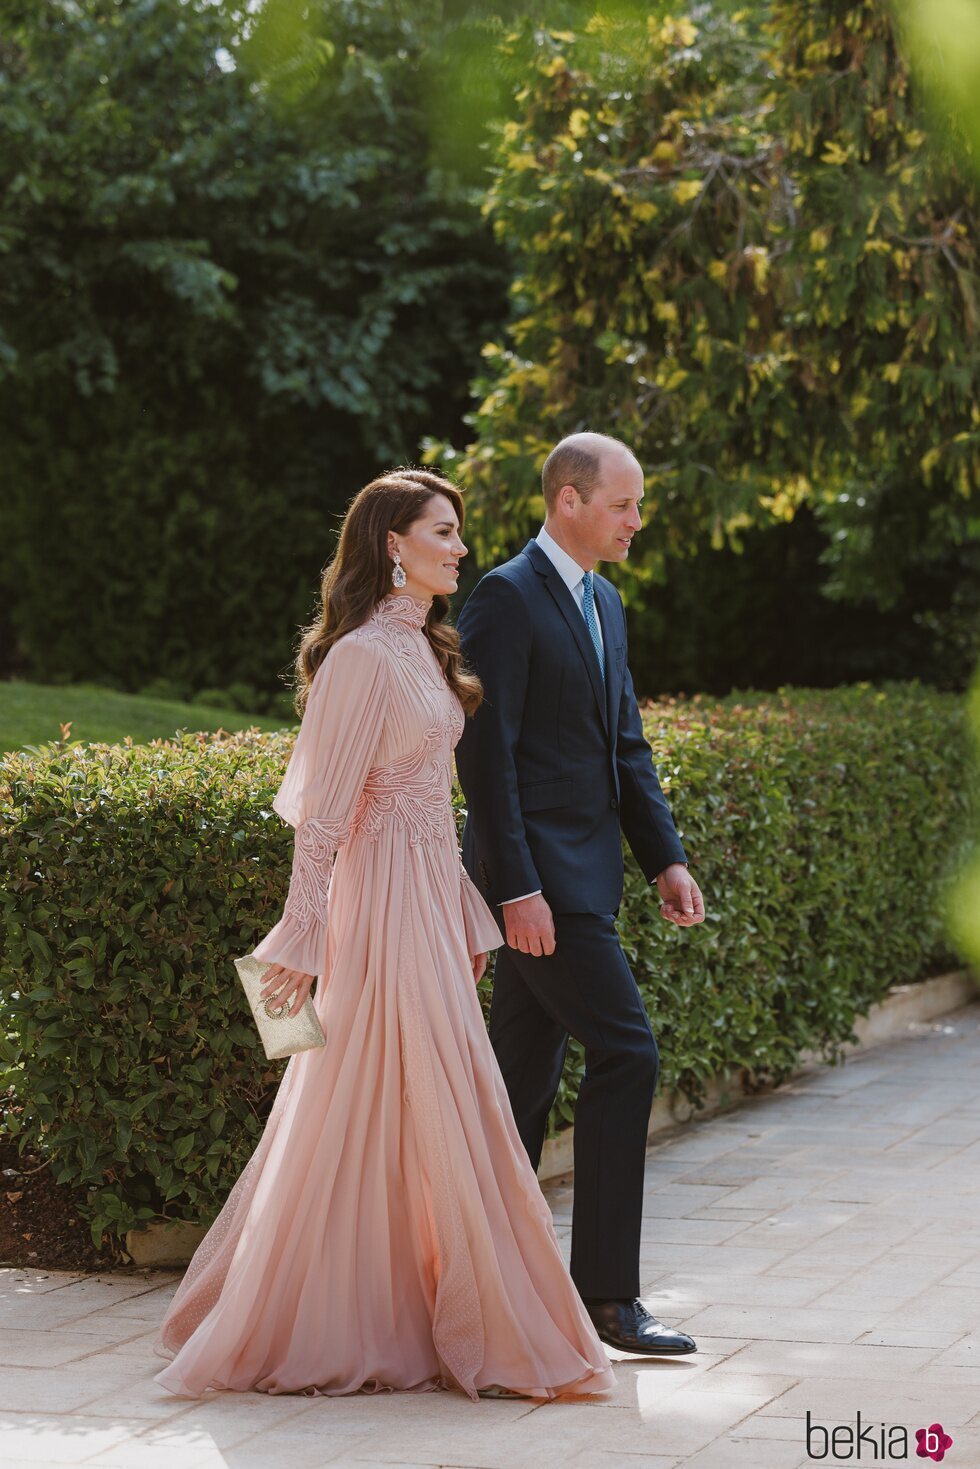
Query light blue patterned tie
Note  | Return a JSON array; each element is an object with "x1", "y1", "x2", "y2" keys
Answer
[{"x1": 581, "y1": 571, "x2": 605, "y2": 685}]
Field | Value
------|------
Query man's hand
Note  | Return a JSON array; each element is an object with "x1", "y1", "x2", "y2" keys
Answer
[
  {"x1": 656, "y1": 864, "x2": 705, "y2": 927},
  {"x1": 502, "y1": 892, "x2": 556, "y2": 956},
  {"x1": 259, "y1": 962, "x2": 316, "y2": 1015}
]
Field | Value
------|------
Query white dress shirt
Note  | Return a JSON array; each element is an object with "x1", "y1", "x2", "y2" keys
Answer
[
  {"x1": 534, "y1": 523, "x2": 603, "y2": 653},
  {"x1": 501, "y1": 525, "x2": 602, "y2": 906}
]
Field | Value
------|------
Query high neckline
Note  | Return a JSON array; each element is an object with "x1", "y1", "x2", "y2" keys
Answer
[{"x1": 374, "y1": 592, "x2": 432, "y2": 630}]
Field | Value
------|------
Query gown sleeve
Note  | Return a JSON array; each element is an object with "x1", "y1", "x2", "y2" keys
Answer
[
  {"x1": 251, "y1": 633, "x2": 388, "y2": 977},
  {"x1": 458, "y1": 856, "x2": 505, "y2": 958}
]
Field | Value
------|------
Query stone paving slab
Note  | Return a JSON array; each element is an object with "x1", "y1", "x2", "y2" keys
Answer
[{"x1": 1, "y1": 999, "x2": 978, "y2": 1469}]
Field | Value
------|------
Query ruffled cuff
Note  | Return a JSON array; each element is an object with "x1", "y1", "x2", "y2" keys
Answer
[
  {"x1": 460, "y1": 862, "x2": 504, "y2": 956},
  {"x1": 251, "y1": 909, "x2": 327, "y2": 978},
  {"x1": 251, "y1": 817, "x2": 346, "y2": 977}
]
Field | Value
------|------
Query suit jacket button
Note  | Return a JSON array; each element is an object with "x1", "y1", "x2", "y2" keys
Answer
[{"x1": 609, "y1": 797, "x2": 618, "y2": 810}]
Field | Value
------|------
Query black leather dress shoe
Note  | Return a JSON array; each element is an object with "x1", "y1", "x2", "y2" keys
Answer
[{"x1": 584, "y1": 1298, "x2": 697, "y2": 1355}]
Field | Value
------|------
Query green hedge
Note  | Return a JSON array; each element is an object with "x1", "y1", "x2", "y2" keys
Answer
[
  {"x1": 560, "y1": 682, "x2": 975, "y2": 1127},
  {"x1": 0, "y1": 683, "x2": 973, "y2": 1247}
]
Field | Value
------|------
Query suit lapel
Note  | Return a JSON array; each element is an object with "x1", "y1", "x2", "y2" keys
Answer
[{"x1": 523, "y1": 539, "x2": 608, "y2": 734}]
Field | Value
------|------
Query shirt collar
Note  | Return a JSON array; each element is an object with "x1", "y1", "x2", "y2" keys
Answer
[{"x1": 535, "y1": 524, "x2": 593, "y2": 594}]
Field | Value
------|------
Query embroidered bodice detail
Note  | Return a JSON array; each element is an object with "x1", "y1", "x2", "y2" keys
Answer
[
  {"x1": 352, "y1": 710, "x2": 460, "y2": 846},
  {"x1": 350, "y1": 597, "x2": 463, "y2": 845},
  {"x1": 250, "y1": 595, "x2": 498, "y2": 986}
]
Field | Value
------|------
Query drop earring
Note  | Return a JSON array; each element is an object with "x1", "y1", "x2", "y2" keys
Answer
[{"x1": 391, "y1": 551, "x2": 407, "y2": 588}]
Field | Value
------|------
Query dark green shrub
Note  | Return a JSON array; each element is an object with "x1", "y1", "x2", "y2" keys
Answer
[
  {"x1": 189, "y1": 689, "x2": 236, "y2": 710},
  {"x1": 138, "y1": 679, "x2": 193, "y2": 705},
  {"x1": 223, "y1": 683, "x2": 261, "y2": 714},
  {"x1": 0, "y1": 0, "x2": 509, "y2": 696},
  {"x1": 268, "y1": 693, "x2": 300, "y2": 723},
  {"x1": 0, "y1": 683, "x2": 972, "y2": 1246},
  {"x1": 555, "y1": 682, "x2": 975, "y2": 1125},
  {"x1": 1, "y1": 726, "x2": 295, "y2": 1246}
]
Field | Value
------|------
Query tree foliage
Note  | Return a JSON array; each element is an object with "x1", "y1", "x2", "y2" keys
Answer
[
  {"x1": 433, "y1": 1, "x2": 979, "y2": 653},
  {"x1": 0, "y1": 0, "x2": 508, "y2": 693},
  {"x1": 769, "y1": 0, "x2": 980, "y2": 607}
]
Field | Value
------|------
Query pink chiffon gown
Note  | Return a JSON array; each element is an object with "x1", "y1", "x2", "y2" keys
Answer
[{"x1": 151, "y1": 591, "x2": 615, "y2": 1402}]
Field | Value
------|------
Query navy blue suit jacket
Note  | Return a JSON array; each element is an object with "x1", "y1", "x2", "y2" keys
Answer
[{"x1": 454, "y1": 538, "x2": 688, "y2": 914}]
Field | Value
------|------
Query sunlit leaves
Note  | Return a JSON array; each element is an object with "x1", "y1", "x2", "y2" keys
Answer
[
  {"x1": 431, "y1": 0, "x2": 978, "y2": 640},
  {"x1": 769, "y1": 0, "x2": 980, "y2": 607},
  {"x1": 239, "y1": 0, "x2": 336, "y2": 108},
  {"x1": 893, "y1": 0, "x2": 980, "y2": 166}
]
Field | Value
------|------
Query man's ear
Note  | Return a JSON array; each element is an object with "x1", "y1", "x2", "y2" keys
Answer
[{"x1": 557, "y1": 482, "x2": 578, "y2": 514}]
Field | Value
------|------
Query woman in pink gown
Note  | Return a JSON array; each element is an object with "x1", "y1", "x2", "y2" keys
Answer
[{"x1": 151, "y1": 468, "x2": 616, "y2": 1402}]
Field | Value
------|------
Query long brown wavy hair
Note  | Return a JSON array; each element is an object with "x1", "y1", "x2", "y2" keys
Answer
[{"x1": 291, "y1": 467, "x2": 484, "y2": 718}]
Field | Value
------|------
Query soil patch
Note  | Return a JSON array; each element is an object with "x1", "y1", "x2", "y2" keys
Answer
[{"x1": 1, "y1": 1102, "x2": 129, "y2": 1272}]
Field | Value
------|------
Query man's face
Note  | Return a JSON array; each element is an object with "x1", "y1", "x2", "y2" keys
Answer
[{"x1": 570, "y1": 451, "x2": 644, "y2": 565}]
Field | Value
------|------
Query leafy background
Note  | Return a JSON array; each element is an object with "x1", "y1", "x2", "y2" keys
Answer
[
  {"x1": 2, "y1": 683, "x2": 972, "y2": 1244},
  {"x1": 1, "y1": 0, "x2": 978, "y2": 702},
  {"x1": 1, "y1": 0, "x2": 978, "y2": 1250}
]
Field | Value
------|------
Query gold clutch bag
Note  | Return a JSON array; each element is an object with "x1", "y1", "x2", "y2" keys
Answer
[{"x1": 233, "y1": 953, "x2": 326, "y2": 1061}]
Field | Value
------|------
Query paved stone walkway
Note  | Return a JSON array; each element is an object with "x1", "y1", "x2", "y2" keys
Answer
[{"x1": 2, "y1": 1001, "x2": 978, "y2": 1469}]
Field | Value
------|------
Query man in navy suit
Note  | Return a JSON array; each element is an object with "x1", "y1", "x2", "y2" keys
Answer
[{"x1": 455, "y1": 431, "x2": 705, "y2": 1356}]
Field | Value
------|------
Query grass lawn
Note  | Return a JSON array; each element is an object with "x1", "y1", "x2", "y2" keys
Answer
[{"x1": 0, "y1": 678, "x2": 294, "y2": 756}]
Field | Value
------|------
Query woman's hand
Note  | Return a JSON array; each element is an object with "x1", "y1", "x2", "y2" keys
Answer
[
  {"x1": 471, "y1": 951, "x2": 488, "y2": 984},
  {"x1": 259, "y1": 962, "x2": 316, "y2": 1016}
]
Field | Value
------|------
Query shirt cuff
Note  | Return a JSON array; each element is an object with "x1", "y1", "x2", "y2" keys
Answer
[{"x1": 500, "y1": 889, "x2": 543, "y2": 905}]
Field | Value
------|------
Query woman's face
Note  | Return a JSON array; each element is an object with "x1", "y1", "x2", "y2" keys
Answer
[{"x1": 389, "y1": 493, "x2": 467, "y2": 600}]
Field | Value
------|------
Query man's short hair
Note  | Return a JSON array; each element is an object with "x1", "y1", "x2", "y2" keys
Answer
[{"x1": 541, "y1": 432, "x2": 636, "y2": 512}]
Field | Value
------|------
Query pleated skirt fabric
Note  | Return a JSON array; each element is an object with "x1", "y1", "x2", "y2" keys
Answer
[{"x1": 151, "y1": 825, "x2": 615, "y2": 1401}]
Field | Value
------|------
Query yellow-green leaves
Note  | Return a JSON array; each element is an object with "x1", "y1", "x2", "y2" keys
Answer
[
  {"x1": 821, "y1": 140, "x2": 852, "y2": 165},
  {"x1": 655, "y1": 16, "x2": 699, "y2": 49},
  {"x1": 567, "y1": 107, "x2": 590, "y2": 139},
  {"x1": 432, "y1": 1, "x2": 978, "y2": 622},
  {"x1": 673, "y1": 178, "x2": 704, "y2": 204}
]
